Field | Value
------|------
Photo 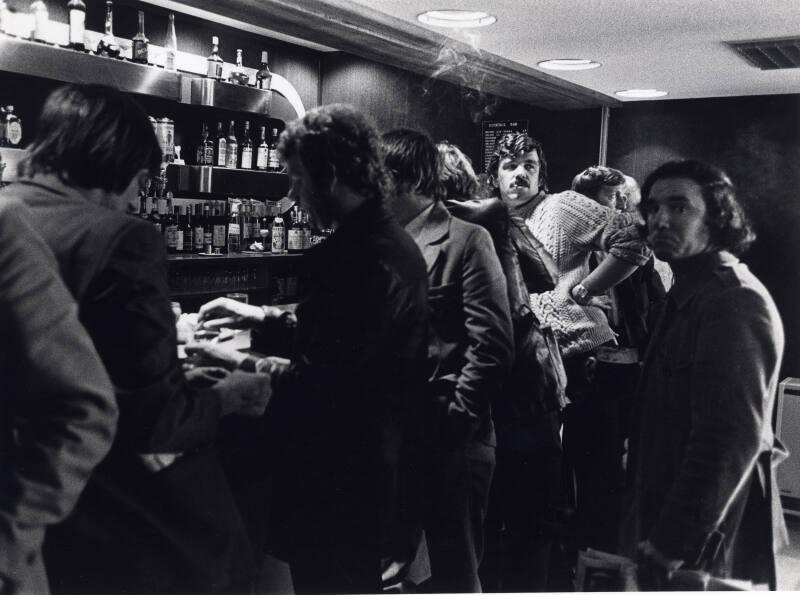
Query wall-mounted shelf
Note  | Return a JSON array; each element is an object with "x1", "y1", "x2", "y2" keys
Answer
[
  {"x1": 168, "y1": 252, "x2": 302, "y2": 262},
  {"x1": 0, "y1": 35, "x2": 297, "y2": 120},
  {"x1": 167, "y1": 164, "x2": 289, "y2": 197}
]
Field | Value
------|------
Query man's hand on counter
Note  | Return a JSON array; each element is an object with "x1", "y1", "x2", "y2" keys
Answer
[
  {"x1": 184, "y1": 342, "x2": 249, "y2": 370},
  {"x1": 211, "y1": 369, "x2": 272, "y2": 417},
  {"x1": 197, "y1": 298, "x2": 267, "y2": 330}
]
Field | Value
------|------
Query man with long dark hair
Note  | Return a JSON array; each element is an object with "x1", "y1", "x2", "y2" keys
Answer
[
  {"x1": 622, "y1": 160, "x2": 786, "y2": 589},
  {"x1": 11, "y1": 83, "x2": 270, "y2": 594}
]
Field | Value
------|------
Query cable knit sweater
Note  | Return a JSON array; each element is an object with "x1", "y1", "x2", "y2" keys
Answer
[{"x1": 513, "y1": 190, "x2": 651, "y2": 357}]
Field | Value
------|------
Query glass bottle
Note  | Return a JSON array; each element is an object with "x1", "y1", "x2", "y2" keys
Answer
[
  {"x1": 225, "y1": 120, "x2": 238, "y2": 169},
  {"x1": 256, "y1": 126, "x2": 268, "y2": 170},
  {"x1": 255, "y1": 51, "x2": 273, "y2": 91},
  {"x1": 215, "y1": 121, "x2": 226, "y2": 167},
  {"x1": 196, "y1": 123, "x2": 210, "y2": 165},
  {"x1": 271, "y1": 212, "x2": 285, "y2": 254},
  {"x1": 267, "y1": 127, "x2": 280, "y2": 172},
  {"x1": 228, "y1": 49, "x2": 249, "y2": 85},
  {"x1": 67, "y1": 0, "x2": 86, "y2": 51},
  {"x1": 0, "y1": 0, "x2": 8, "y2": 36},
  {"x1": 193, "y1": 204, "x2": 205, "y2": 252},
  {"x1": 206, "y1": 36, "x2": 223, "y2": 80},
  {"x1": 287, "y1": 205, "x2": 303, "y2": 253},
  {"x1": 202, "y1": 203, "x2": 213, "y2": 253},
  {"x1": 30, "y1": 0, "x2": 49, "y2": 42},
  {"x1": 95, "y1": 1, "x2": 120, "y2": 58},
  {"x1": 4, "y1": 106, "x2": 21, "y2": 147},
  {"x1": 227, "y1": 202, "x2": 241, "y2": 253},
  {"x1": 131, "y1": 10, "x2": 149, "y2": 64},
  {"x1": 164, "y1": 13, "x2": 177, "y2": 71},
  {"x1": 240, "y1": 121, "x2": 253, "y2": 169}
]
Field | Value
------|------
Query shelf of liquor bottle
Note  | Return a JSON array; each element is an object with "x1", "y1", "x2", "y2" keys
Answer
[
  {"x1": 0, "y1": 35, "x2": 297, "y2": 121},
  {"x1": 167, "y1": 164, "x2": 289, "y2": 196},
  {"x1": 167, "y1": 252, "x2": 303, "y2": 262}
]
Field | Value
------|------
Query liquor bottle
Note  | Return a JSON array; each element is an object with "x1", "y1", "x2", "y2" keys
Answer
[
  {"x1": 181, "y1": 205, "x2": 193, "y2": 252},
  {"x1": 255, "y1": 51, "x2": 273, "y2": 91},
  {"x1": 158, "y1": 195, "x2": 170, "y2": 240},
  {"x1": 227, "y1": 202, "x2": 241, "y2": 253},
  {"x1": 0, "y1": 0, "x2": 8, "y2": 35},
  {"x1": 248, "y1": 201, "x2": 260, "y2": 241},
  {"x1": 239, "y1": 201, "x2": 250, "y2": 246},
  {"x1": 193, "y1": 204, "x2": 205, "y2": 252},
  {"x1": 240, "y1": 121, "x2": 253, "y2": 169},
  {"x1": 228, "y1": 49, "x2": 249, "y2": 85},
  {"x1": 225, "y1": 121, "x2": 238, "y2": 169},
  {"x1": 258, "y1": 204, "x2": 273, "y2": 249},
  {"x1": 271, "y1": 212, "x2": 285, "y2": 254},
  {"x1": 138, "y1": 193, "x2": 148, "y2": 220},
  {"x1": 196, "y1": 123, "x2": 207, "y2": 165},
  {"x1": 212, "y1": 205, "x2": 227, "y2": 253},
  {"x1": 287, "y1": 206, "x2": 303, "y2": 253},
  {"x1": 67, "y1": 0, "x2": 86, "y2": 51},
  {"x1": 4, "y1": 107, "x2": 21, "y2": 147},
  {"x1": 148, "y1": 199, "x2": 161, "y2": 234},
  {"x1": 301, "y1": 209, "x2": 312, "y2": 250},
  {"x1": 95, "y1": 1, "x2": 120, "y2": 58},
  {"x1": 30, "y1": 0, "x2": 49, "y2": 42},
  {"x1": 206, "y1": 36, "x2": 223, "y2": 80},
  {"x1": 131, "y1": 10, "x2": 149, "y2": 64},
  {"x1": 267, "y1": 128, "x2": 280, "y2": 172},
  {"x1": 164, "y1": 13, "x2": 177, "y2": 71},
  {"x1": 215, "y1": 122, "x2": 226, "y2": 167},
  {"x1": 167, "y1": 205, "x2": 180, "y2": 253},
  {"x1": 256, "y1": 126, "x2": 268, "y2": 171},
  {"x1": 202, "y1": 203, "x2": 213, "y2": 252}
]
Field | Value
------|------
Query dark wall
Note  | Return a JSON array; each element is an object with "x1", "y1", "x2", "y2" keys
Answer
[
  {"x1": 320, "y1": 52, "x2": 601, "y2": 192},
  {"x1": 607, "y1": 94, "x2": 800, "y2": 378}
]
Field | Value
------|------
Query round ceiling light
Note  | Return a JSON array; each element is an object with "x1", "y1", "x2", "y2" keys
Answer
[
  {"x1": 615, "y1": 89, "x2": 668, "y2": 98},
  {"x1": 417, "y1": 10, "x2": 497, "y2": 28},
  {"x1": 538, "y1": 59, "x2": 601, "y2": 71}
]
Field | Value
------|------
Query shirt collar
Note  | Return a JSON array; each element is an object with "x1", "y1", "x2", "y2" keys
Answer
[{"x1": 669, "y1": 250, "x2": 739, "y2": 309}]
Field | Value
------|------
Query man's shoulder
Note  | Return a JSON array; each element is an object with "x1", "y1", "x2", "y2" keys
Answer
[{"x1": 364, "y1": 216, "x2": 428, "y2": 280}]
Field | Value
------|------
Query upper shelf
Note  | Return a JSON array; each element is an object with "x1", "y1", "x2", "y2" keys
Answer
[{"x1": 0, "y1": 35, "x2": 297, "y2": 120}]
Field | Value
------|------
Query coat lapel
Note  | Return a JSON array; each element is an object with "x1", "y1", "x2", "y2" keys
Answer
[{"x1": 410, "y1": 202, "x2": 451, "y2": 274}]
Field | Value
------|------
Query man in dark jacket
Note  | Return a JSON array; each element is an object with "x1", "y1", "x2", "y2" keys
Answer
[
  {"x1": 0, "y1": 199, "x2": 117, "y2": 595},
  {"x1": 11, "y1": 84, "x2": 271, "y2": 595},
  {"x1": 381, "y1": 129, "x2": 513, "y2": 593},
  {"x1": 194, "y1": 104, "x2": 430, "y2": 594},
  {"x1": 622, "y1": 160, "x2": 786, "y2": 589}
]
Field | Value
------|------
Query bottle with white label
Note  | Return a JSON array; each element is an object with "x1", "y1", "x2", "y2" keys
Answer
[
  {"x1": 227, "y1": 202, "x2": 241, "y2": 253},
  {"x1": 267, "y1": 127, "x2": 280, "y2": 172},
  {"x1": 5, "y1": 106, "x2": 21, "y2": 147},
  {"x1": 271, "y1": 214, "x2": 285, "y2": 254},
  {"x1": 67, "y1": 0, "x2": 86, "y2": 51},
  {"x1": 240, "y1": 121, "x2": 253, "y2": 169},
  {"x1": 225, "y1": 121, "x2": 238, "y2": 169},
  {"x1": 30, "y1": 0, "x2": 49, "y2": 42},
  {"x1": 256, "y1": 126, "x2": 268, "y2": 170},
  {"x1": 287, "y1": 207, "x2": 303, "y2": 253}
]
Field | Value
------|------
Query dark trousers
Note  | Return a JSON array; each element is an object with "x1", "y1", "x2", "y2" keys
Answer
[
  {"x1": 562, "y1": 355, "x2": 639, "y2": 554},
  {"x1": 290, "y1": 545, "x2": 382, "y2": 595},
  {"x1": 422, "y1": 443, "x2": 495, "y2": 593},
  {"x1": 481, "y1": 411, "x2": 564, "y2": 592}
]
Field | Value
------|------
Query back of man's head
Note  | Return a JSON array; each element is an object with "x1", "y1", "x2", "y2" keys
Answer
[
  {"x1": 21, "y1": 83, "x2": 161, "y2": 193},
  {"x1": 278, "y1": 103, "x2": 387, "y2": 203},
  {"x1": 436, "y1": 141, "x2": 477, "y2": 200},
  {"x1": 488, "y1": 132, "x2": 549, "y2": 194},
  {"x1": 571, "y1": 165, "x2": 625, "y2": 201},
  {"x1": 382, "y1": 129, "x2": 441, "y2": 199}
]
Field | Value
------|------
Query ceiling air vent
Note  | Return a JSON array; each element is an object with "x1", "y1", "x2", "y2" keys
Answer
[{"x1": 727, "y1": 37, "x2": 800, "y2": 70}]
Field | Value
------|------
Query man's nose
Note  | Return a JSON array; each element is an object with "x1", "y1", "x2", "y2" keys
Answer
[{"x1": 650, "y1": 207, "x2": 669, "y2": 229}]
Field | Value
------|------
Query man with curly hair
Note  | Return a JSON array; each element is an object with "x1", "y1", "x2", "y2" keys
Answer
[{"x1": 622, "y1": 160, "x2": 786, "y2": 589}]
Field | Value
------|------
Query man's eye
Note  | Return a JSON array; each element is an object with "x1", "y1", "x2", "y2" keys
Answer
[
  {"x1": 525, "y1": 164, "x2": 537, "y2": 171},
  {"x1": 502, "y1": 163, "x2": 516, "y2": 170}
]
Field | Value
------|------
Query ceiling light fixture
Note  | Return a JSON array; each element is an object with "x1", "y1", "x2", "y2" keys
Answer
[
  {"x1": 615, "y1": 89, "x2": 668, "y2": 98},
  {"x1": 538, "y1": 59, "x2": 601, "y2": 71},
  {"x1": 417, "y1": 10, "x2": 497, "y2": 28}
]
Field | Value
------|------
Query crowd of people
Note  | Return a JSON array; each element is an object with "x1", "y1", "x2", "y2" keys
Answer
[{"x1": 0, "y1": 82, "x2": 788, "y2": 594}]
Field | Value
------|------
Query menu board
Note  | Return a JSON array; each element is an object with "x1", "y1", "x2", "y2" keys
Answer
[{"x1": 481, "y1": 120, "x2": 529, "y2": 173}]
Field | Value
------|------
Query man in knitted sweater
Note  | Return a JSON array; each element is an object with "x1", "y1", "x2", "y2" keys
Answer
[{"x1": 489, "y1": 134, "x2": 651, "y2": 557}]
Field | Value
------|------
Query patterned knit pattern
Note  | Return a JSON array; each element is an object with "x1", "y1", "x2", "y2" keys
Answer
[{"x1": 517, "y1": 191, "x2": 651, "y2": 357}]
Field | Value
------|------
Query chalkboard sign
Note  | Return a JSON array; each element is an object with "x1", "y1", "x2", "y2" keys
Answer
[{"x1": 482, "y1": 119, "x2": 529, "y2": 173}]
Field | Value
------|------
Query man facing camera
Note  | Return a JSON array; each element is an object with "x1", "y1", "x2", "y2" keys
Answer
[
  {"x1": 622, "y1": 160, "x2": 786, "y2": 589},
  {"x1": 194, "y1": 104, "x2": 430, "y2": 594},
  {"x1": 10, "y1": 83, "x2": 270, "y2": 595}
]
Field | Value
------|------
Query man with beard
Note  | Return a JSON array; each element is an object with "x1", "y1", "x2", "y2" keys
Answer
[
  {"x1": 488, "y1": 134, "x2": 650, "y2": 562},
  {"x1": 192, "y1": 105, "x2": 430, "y2": 594},
  {"x1": 622, "y1": 160, "x2": 786, "y2": 589}
]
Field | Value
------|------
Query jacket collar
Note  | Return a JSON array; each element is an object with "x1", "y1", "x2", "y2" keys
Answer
[
  {"x1": 404, "y1": 200, "x2": 450, "y2": 272},
  {"x1": 669, "y1": 250, "x2": 739, "y2": 310}
]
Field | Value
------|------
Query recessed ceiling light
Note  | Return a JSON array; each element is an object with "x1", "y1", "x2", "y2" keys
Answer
[
  {"x1": 615, "y1": 89, "x2": 668, "y2": 98},
  {"x1": 538, "y1": 59, "x2": 601, "y2": 71},
  {"x1": 417, "y1": 10, "x2": 497, "y2": 28}
]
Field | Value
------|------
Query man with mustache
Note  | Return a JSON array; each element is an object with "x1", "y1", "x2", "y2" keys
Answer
[
  {"x1": 488, "y1": 134, "x2": 651, "y2": 566},
  {"x1": 621, "y1": 160, "x2": 786, "y2": 589}
]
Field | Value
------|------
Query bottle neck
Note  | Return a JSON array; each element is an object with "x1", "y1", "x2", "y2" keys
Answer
[
  {"x1": 137, "y1": 13, "x2": 145, "y2": 34},
  {"x1": 104, "y1": 6, "x2": 113, "y2": 35}
]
